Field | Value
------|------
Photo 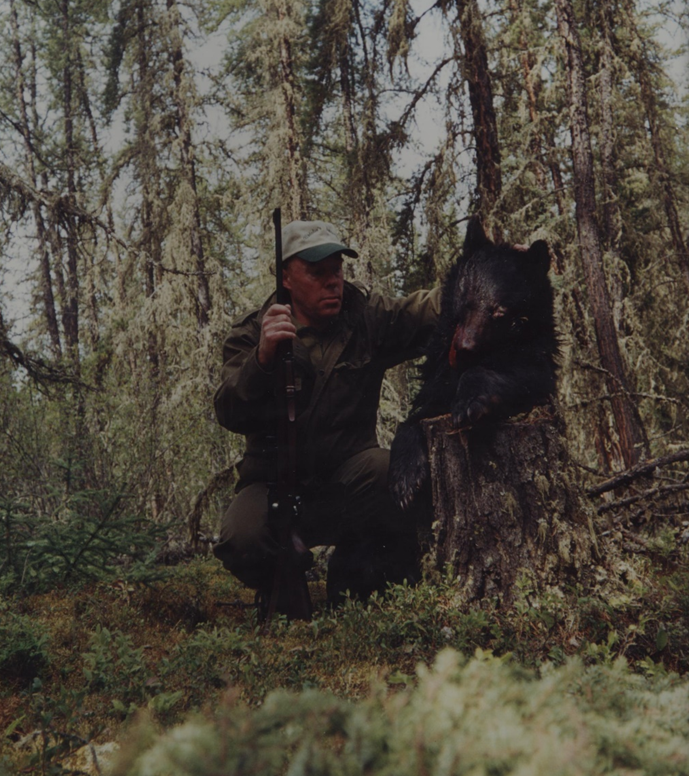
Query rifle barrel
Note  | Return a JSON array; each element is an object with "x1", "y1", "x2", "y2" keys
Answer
[
  {"x1": 263, "y1": 206, "x2": 312, "y2": 626},
  {"x1": 274, "y1": 208, "x2": 286, "y2": 305}
]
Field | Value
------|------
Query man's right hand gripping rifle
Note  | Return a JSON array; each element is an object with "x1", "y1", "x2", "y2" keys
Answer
[{"x1": 259, "y1": 208, "x2": 313, "y2": 626}]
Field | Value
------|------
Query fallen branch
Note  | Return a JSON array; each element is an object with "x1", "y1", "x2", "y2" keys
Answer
[
  {"x1": 597, "y1": 481, "x2": 689, "y2": 514},
  {"x1": 587, "y1": 448, "x2": 689, "y2": 497},
  {"x1": 188, "y1": 465, "x2": 238, "y2": 548}
]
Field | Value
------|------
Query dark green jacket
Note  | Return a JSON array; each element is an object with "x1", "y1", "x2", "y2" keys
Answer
[{"x1": 214, "y1": 282, "x2": 441, "y2": 486}]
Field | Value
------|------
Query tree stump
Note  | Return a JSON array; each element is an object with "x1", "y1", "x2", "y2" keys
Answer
[{"x1": 422, "y1": 410, "x2": 596, "y2": 604}]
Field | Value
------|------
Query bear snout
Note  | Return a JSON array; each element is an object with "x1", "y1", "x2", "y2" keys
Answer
[{"x1": 449, "y1": 323, "x2": 482, "y2": 368}]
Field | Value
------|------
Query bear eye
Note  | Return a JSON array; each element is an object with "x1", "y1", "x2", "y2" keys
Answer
[{"x1": 492, "y1": 306, "x2": 507, "y2": 319}]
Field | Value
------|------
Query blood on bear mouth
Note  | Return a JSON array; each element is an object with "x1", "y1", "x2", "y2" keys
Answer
[{"x1": 448, "y1": 324, "x2": 483, "y2": 369}]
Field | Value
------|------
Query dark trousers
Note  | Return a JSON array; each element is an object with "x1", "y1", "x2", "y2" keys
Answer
[{"x1": 213, "y1": 448, "x2": 419, "y2": 603}]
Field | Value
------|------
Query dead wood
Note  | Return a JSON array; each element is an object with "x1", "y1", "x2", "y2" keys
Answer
[
  {"x1": 188, "y1": 465, "x2": 238, "y2": 549},
  {"x1": 586, "y1": 448, "x2": 689, "y2": 497},
  {"x1": 422, "y1": 411, "x2": 596, "y2": 604}
]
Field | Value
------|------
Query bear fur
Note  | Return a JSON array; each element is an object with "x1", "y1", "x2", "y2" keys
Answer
[{"x1": 389, "y1": 216, "x2": 558, "y2": 510}]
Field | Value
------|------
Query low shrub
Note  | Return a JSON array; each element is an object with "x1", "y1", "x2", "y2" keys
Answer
[
  {"x1": 0, "y1": 610, "x2": 50, "y2": 686},
  {"x1": 0, "y1": 492, "x2": 168, "y2": 594},
  {"x1": 112, "y1": 650, "x2": 689, "y2": 776}
]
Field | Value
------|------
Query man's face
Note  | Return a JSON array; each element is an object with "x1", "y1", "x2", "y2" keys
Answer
[{"x1": 283, "y1": 254, "x2": 345, "y2": 328}]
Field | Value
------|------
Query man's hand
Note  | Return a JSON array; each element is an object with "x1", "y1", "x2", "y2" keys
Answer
[{"x1": 258, "y1": 304, "x2": 296, "y2": 368}]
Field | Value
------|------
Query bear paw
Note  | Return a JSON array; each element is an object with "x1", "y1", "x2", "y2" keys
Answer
[
  {"x1": 388, "y1": 424, "x2": 429, "y2": 510},
  {"x1": 452, "y1": 393, "x2": 496, "y2": 427}
]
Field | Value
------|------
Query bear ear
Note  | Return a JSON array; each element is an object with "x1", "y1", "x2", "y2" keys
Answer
[
  {"x1": 463, "y1": 216, "x2": 492, "y2": 258},
  {"x1": 524, "y1": 239, "x2": 550, "y2": 276}
]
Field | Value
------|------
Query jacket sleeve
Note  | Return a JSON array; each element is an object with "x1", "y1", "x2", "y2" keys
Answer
[
  {"x1": 368, "y1": 286, "x2": 442, "y2": 367},
  {"x1": 213, "y1": 311, "x2": 276, "y2": 434}
]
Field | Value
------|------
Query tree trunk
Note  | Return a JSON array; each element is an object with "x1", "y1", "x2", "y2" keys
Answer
[
  {"x1": 507, "y1": 0, "x2": 548, "y2": 194},
  {"x1": 455, "y1": 0, "x2": 502, "y2": 239},
  {"x1": 135, "y1": 0, "x2": 162, "y2": 381},
  {"x1": 422, "y1": 413, "x2": 596, "y2": 604},
  {"x1": 167, "y1": 0, "x2": 211, "y2": 328},
  {"x1": 276, "y1": 0, "x2": 308, "y2": 220},
  {"x1": 60, "y1": 0, "x2": 80, "y2": 369},
  {"x1": 10, "y1": 0, "x2": 62, "y2": 359},
  {"x1": 620, "y1": 0, "x2": 689, "y2": 294},
  {"x1": 511, "y1": 0, "x2": 566, "y2": 219},
  {"x1": 555, "y1": 0, "x2": 648, "y2": 469},
  {"x1": 598, "y1": 12, "x2": 627, "y2": 334},
  {"x1": 599, "y1": 21, "x2": 621, "y2": 256},
  {"x1": 339, "y1": 25, "x2": 374, "y2": 287},
  {"x1": 74, "y1": 48, "x2": 103, "y2": 352}
]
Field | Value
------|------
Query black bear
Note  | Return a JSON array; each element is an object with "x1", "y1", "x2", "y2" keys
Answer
[{"x1": 389, "y1": 216, "x2": 558, "y2": 510}]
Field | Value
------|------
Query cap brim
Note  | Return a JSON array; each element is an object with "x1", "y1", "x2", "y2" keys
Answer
[{"x1": 288, "y1": 242, "x2": 359, "y2": 262}]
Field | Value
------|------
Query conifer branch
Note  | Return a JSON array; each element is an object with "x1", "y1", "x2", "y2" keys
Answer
[
  {"x1": 0, "y1": 162, "x2": 127, "y2": 249},
  {"x1": 0, "y1": 310, "x2": 81, "y2": 389}
]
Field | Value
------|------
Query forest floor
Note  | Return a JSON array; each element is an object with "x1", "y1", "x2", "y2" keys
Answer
[{"x1": 2, "y1": 523, "x2": 689, "y2": 775}]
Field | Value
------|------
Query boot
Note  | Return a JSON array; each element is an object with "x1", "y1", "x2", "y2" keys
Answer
[{"x1": 326, "y1": 534, "x2": 420, "y2": 608}]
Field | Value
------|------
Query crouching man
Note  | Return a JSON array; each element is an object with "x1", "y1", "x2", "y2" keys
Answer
[{"x1": 213, "y1": 219, "x2": 440, "y2": 613}]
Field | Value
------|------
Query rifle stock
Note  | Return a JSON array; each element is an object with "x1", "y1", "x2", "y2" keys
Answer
[{"x1": 263, "y1": 208, "x2": 312, "y2": 627}]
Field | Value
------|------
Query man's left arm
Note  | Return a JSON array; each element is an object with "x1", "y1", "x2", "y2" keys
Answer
[{"x1": 368, "y1": 286, "x2": 442, "y2": 367}]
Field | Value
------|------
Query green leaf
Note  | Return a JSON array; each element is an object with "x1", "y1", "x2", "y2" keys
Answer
[{"x1": 656, "y1": 629, "x2": 668, "y2": 651}]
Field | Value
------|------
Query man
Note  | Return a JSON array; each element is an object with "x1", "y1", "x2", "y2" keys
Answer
[{"x1": 213, "y1": 219, "x2": 441, "y2": 611}]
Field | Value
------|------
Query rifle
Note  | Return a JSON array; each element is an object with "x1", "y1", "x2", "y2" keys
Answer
[{"x1": 262, "y1": 208, "x2": 313, "y2": 627}]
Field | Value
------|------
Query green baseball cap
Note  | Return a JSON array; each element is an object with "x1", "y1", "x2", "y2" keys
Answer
[{"x1": 282, "y1": 220, "x2": 359, "y2": 263}]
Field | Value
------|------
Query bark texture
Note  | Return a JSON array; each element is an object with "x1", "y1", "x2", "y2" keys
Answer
[
  {"x1": 60, "y1": 0, "x2": 80, "y2": 367},
  {"x1": 455, "y1": 0, "x2": 502, "y2": 238},
  {"x1": 619, "y1": 0, "x2": 689, "y2": 294},
  {"x1": 276, "y1": 0, "x2": 308, "y2": 220},
  {"x1": 10, "y1": 0, "x2": 62, "y2": 358},
  {"x1": 423, "y1": 413, "x2": 595, "y2": 603},
  {"x1": 167, "y1": 0, "x2": 211, "y2": 328},
  {"x1": 555, "y1": 0, "x2": 648, "y2": 468}
]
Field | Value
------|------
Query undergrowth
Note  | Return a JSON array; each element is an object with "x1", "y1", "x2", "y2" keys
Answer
[
  {"x1": 1, "y1": 534, "x2": 689, "y2": 774},
  {"x1": 0, "y1": 492, "x2": 168, "y2": 596},
  {"x1": 111, "y1": 651, "x2": 689, "y2": 776}
]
